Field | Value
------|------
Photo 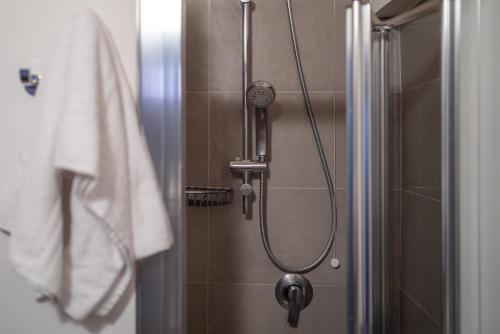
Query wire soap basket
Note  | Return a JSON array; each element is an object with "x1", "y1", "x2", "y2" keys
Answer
[{"x1": 186, "y1": 186, "x2": 233, "y2": 207}]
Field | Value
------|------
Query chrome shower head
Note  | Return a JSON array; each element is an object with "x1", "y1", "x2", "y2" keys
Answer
[{"x1": 247, "y1": 81, "x2": 276, "y2": 109}]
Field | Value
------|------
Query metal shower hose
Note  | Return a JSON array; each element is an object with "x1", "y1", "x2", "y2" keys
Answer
[{"x1": 258, "y1": 0, "x2": 338, "y2": 274}]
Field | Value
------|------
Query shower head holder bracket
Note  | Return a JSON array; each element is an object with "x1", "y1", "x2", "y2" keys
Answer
[{"x1": 229, "y1": 159, "x2": 268, "y2": 174}]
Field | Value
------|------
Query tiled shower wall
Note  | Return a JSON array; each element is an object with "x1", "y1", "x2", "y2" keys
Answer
[
  {"x1": 397, "y1": 11, "x2": 443, "y2": 334},
  {"x1": 185, "y1": 0, "x2": 354, "y2": 333}
]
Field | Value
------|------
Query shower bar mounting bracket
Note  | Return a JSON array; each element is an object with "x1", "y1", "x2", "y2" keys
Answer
[{"x1": 229, "y1": 158, "x2": 268, "y2": 174}]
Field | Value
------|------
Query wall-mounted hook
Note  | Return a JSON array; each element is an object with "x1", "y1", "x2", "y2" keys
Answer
[{"x1": 20, "y1": 68, "x2": 41, "y2": 96}]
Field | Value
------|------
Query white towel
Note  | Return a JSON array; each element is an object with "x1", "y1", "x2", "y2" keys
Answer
[{"x1": 2, "y1": 8, "x2": 173, "y2": 320}]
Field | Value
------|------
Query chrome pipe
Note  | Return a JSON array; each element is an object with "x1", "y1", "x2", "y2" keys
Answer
[
  {"x1": 362, "y1": 3, "x2": 374, "y2": 332},
  {"x1": 373, "y1": 24, "x2": 391, "y2": 334},
  {"x1": 346, "y1": 6, "x2": 354, "y2": 332},
  {"x1": 241, "y1": 0, "x2": 252, "y2": 216},
  {"x1": 241, "y1": 0, "x2": 251, "y2": 160},
  {"x1": 347, "y1": 1, "x2": 374, "y2": 333},
  {"x1": 379, "y1": 27, "x2": 390, "y2": 334},
  {"x1": 442, "y1": 0, "x2": 459, "y2": 333},
  {"x1": 372, "y1": 29, "x2": 381, "y2": 334}
]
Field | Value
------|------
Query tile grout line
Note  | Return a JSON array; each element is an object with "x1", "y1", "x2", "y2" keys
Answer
[
  {"x1": 205, "y1": 281, "x2": 347, "y2": 288},
  {"x1": 400, "y1": 288, "x2": 442, "y2": 328},
  {"x1": 192, "y1": 90, "x2": 344, "y2": 94},
  {"x1": 402, "y1": 189, "x2": 441, "y2": 203},
  {"x1": 401, "y1": 77, "x2": 441, "y2": 94}
]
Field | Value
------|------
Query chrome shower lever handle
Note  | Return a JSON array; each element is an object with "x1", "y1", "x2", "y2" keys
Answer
[
  {"x1": 287, "y1": 285, "x2": 303, "y2": 328},
  {"x1": 276, "y1": 274, "x2": 313, "y2": 328}
]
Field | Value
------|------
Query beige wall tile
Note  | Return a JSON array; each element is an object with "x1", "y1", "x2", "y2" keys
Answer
[
  {"x1": 391, "y1": 288, "x2": 401, "y2": 334},
  {"x1": 209, "y1": 189, "x2": 347, "y2": 285},
  {"x1": 187, "y1": 93, "x2": 209, "y2": 186},
  {"x1": 210, "y1": 0, "x2": 242, "y2": 91},
  {"x1": 400, "y1": 13, "x2": 441, "y2": 90},
  {"x1": 252, "y1": 0, "x2": 335, "y2": 91},
  {"x1": 400, "y1": 290, "x2": 441, "y2": 334},
  {"x1": 208, "y1": 283, "x2": 347, "y2": 334},
  {"x1": 334, "y1": 92, "x2": 346, "y2": 188},
  {"x1": 187, "y1": 207, "x2": 209, "y2": 282},
  {"x1": 334, "y1": 0, "x2": 350, "y2": 91},
  {"x1": 402, "y1": 80, "x2": 441, "y2": 189},
  {"x1": 188, "y1": 283, "x2": 208, "y2": 334},
  {"x1": 401, "y1": 191, "x2": 442, "y2": 323},
  {"x1": 186, "y1": 0, "x2": 210, "y2": 91},
  {"x1": 390, "y1": 93, "x2": 402, "y2": 190},
  {"x1": 266, "y1": 92, "x2": 335, "y2": 188},
  {"x1": 390, "y1": 190, "x2": 402, "y2": 288},
  {"x1": 208, "y1": 92, "x2": 242, "y2": 187}
]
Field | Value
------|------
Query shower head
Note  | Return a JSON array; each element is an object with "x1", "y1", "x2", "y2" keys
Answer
[
  {"x1": 247, "y1": 81, "x2": 276, "y2": 109},
  {"x1": 247, "y1": 81, "x2": 275, "y2": 160}
]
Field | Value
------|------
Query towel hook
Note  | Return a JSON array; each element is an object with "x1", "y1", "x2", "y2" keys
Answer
[{"x1": 20, "y1": 68, "x2": 41, "y2": 96}]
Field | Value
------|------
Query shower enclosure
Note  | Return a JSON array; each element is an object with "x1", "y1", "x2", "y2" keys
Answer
[{"x1": 138, "y1": 0, "x2": 449, "y2": 333}]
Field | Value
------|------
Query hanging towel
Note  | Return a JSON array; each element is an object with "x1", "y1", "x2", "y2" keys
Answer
[{"x1": 3, "y1": 8, "x2": 173, "y2": 320}]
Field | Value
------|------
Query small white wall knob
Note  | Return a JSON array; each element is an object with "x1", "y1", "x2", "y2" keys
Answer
[{"x1": 330, "y1": 258, "x2": 340, "y2": 269}]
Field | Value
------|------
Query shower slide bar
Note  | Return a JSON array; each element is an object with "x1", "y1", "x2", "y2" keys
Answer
[
  {"x1": 372, "y1": 0, "x2": 442, "y2": 28},
  {"x1": 231, "y1": 0, "x2": 271, "y2": 217},
  {"x1": 240, "y1": 0, "x2": 252, "y2": 217}
]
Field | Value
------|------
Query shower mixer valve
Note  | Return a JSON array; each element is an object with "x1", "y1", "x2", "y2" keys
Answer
[{"x1": 275, "y1": 274, "x2": 313, "y2": 328}]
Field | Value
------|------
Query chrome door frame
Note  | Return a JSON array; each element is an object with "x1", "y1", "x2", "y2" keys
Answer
[
  {"x1": 372, "y1": 25, "x2": 391, "y2": 334},
  {"x1": 347, "y1": 0, "x2": 462, "y2": 333},
  {"x1": 442, "y1": 1, "x2": 460, "y2": 333},
  {"x1": 346, "y1": 1, "x2": 374, "y2": 333},
  {"x1": 136, "y1": 0, "x2": 186, "y2": 333}
]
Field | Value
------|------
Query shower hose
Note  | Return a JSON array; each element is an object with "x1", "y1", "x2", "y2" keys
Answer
[{"x1": 258, "y1": 0, "x2": 338, "y2": 274}]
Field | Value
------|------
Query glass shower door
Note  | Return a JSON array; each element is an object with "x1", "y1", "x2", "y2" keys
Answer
[{"x1": 347, "y1": 1, "x2": 446, "y2": 333}]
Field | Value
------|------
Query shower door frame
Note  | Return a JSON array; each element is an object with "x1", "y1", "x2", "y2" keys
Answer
[
  {"x1": 442, "y1": 1, "x2": 459, "y2": 333},
  {"x1": 346, "y1": 1, "x2": 375, "y2": 333},
  {"x1": 136, "y1": 0, "x2": 186, "y2": 333},
  {"x1": 348, "y1": 0, "x2": 460, "y2": 333}
]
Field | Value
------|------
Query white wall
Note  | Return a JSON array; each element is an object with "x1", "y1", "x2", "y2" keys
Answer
[
  {"x1": 0, "y1": 1, "x2": 137, "y2": 333},
  {"x1": 458, "y1": 0, "x2": 500, "y2": 333}
]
